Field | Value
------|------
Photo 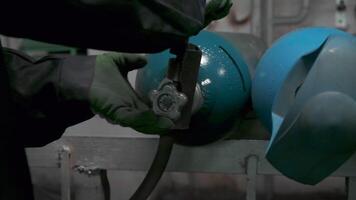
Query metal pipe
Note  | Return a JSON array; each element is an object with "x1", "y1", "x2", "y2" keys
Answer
[
  {"x1": 264, "y1": 0, "x2": 310, "y2": 46},
  {"x1": 274, "y1": 0, "x2": 310, "y2": 25},
  {"x1": 246, "y1": 155, "x2": 258, "y2": 200},
  {"x1": 251, "y1": 0, "x2": 262, "y2": 37},
  {"x1": 60, "y1": 146, "x2": 72, "y2": 200},
  {"x1": 265, "y1": 0, "x2": 274, "y2": 46}
]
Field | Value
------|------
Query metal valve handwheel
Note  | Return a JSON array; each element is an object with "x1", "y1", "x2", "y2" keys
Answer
[{"x1": 150, "y1": 78, "x2": 187, "y2": 121}]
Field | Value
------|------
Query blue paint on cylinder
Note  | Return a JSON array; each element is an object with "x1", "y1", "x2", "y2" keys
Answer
[
  {"x1": 135, "y1": 31, "x2": 251, "y2": 144},
  {"x1": 252, "y1": 29, "x2": 356, "y2": 185},
  {"x1": 252, "y1": 27, "x2": 350, "y2": 132}
]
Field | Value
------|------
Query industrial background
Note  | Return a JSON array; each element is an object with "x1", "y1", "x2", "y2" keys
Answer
[{"x1": 1, "y1": 0, "x2": 356, "y2": 200}]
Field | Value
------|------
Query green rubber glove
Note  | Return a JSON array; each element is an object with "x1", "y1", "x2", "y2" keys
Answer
[
  {"x1": 89, "y1": 53, "x2": 174, "y2": 134},
  {"x1": 204, "y1": 0, "x2": 233, "y2": 26}
]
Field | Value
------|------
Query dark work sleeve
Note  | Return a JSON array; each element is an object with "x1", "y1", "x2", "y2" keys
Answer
[
  {"x1": 0, "y1": 0, "x2": 205, "y2": 53},
  {"x1": 3, "y1": 48, "x2": 96, "y2": 147}
]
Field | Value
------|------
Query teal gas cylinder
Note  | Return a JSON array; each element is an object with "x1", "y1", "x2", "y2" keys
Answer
[
  {"x1": 136, "y1": 31, "x2": 266, "y2": 145},
  {"x1": 252, "y1": 27, "x2": 350, "y2": 132},
  {"x1": 252, "y1": 27, "x2": 356, "y2": 185}
]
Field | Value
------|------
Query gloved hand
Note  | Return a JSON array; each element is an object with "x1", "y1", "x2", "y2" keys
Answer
[
  {"x1": 204, "y1": 0, "x2": 233, "y2": 26},
  {"x1": 89, "y1": 53, "x2": 174, "y2": 134}
]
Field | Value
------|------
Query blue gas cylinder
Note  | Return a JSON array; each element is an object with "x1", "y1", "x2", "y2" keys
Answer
[
  {"x1": 252, "y1": 27, "x2": 350, "y2": 133},
  {"x1": 251, "y1": 27, "x2": 356, "y2": 185},
  {"x1": 135, "y1": 31, "x2": 263, "y2": 145}
]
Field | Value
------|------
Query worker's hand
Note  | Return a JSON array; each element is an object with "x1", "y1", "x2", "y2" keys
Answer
[
  {"x1": 204, "y1": 0, "x2": 233, "y2": 26},
  {"x1": 89, "y1": 53, "x2": 174, "y2": 134}
]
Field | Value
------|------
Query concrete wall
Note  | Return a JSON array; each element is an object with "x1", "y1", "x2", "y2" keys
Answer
[{"x1": 209, "y1": 0, "x2": 356, "y2": 45}]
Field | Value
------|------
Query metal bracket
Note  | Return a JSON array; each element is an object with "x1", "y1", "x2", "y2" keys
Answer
[
  {"x1": 59, "y1": 145, "x2": 72, "y2": 200},
  {"x1": 150, "y1": 43, "x2": 202, "y2": 129},
  {"x1": 74, "y1": 165, "x2": 102, "y2": 176},
  {"x1": 347, "y1": 177, "x2": 356, "y2": 200},
  {"x1": 246, "y1": 155, "x2": 258, "y2": 200}
]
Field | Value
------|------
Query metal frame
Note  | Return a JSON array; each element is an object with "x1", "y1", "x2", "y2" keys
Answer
[
  {"x1": 59, "y1": 146, "x2": 71, "y2": 200},
  {"x1": 27, "y1": 137, "x2": 356, "y2": 200},
  {"x1": 260, "y1": 0, "x2": 311, "y2": 45}
]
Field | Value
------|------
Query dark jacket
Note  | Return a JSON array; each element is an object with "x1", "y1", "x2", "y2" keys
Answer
[
  {"x1": 1, "y1": 0, "x2": 205, "y2": 53},
  {"x1": 4, "y1": 48, "x2": 95, "y2": 147},
  {"x1": 0, "y1": 1, "x2": 206, "y2": 199},
  {"x1": 0, "y1": 46, "x2": 95, "y2": 200}
]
